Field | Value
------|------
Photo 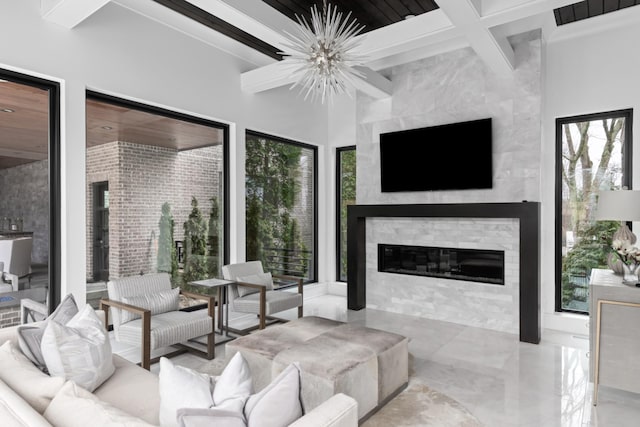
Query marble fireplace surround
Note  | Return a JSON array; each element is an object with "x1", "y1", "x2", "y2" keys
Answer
[{"x1": 347, "y1": 202, "x2": 540, "y2": 344}]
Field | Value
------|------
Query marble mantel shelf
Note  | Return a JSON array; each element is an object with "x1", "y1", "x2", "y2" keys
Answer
[{"x1": 346, "y1": 202, "x2": 540, "y2": 344}]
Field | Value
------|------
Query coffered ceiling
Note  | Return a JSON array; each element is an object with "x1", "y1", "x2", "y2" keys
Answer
[{"x1": 3, "y1": 0, "x2": 639, "y2": 170}]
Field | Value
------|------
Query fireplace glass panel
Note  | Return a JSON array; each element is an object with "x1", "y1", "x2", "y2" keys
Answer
[{"x1": 378, "y1": 244, "x2": 504, "y2": 285}]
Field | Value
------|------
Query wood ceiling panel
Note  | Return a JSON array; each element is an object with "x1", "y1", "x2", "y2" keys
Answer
[
  {"x1": 86, "y1": 99, "x2": 224, "y2": 151},
  {"x1": 0, "y1": 80, "x2": 49, "y2": 168}
]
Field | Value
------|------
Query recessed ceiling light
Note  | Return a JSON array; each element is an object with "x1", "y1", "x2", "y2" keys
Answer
[
  {"x1": 0, "y1": 79, "x2": 8, "y2": 83},
  {"x1": 404, "y1": 14, "x2": 415, "y2": 20},
  {"x1": 1, "y1": 108, "x2": 15, "y2": 113},
  {"x1": 101, "y1": 126, "x2": 113, "y2": 130}
]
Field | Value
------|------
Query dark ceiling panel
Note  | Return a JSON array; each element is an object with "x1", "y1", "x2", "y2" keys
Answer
[
  {"x1": 554, "y1": 0, "x2": 639, "y2": 25},
  {"x1": 262, "y1": 0, "x2": 439, "y2": 33}
]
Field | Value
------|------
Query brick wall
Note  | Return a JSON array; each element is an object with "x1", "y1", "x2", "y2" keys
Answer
[
  {"x1": 0, "y1": 160, "x2": 49, "y2": 264},
  {"x1": 86, "y1": 141, "x2": 223, "y2": 281},
  {"x1": 0, "y1": 306, "x2": 20, "y2": 328}
]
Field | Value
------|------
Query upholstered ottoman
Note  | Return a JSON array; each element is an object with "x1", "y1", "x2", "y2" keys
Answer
[
  {"x1": 226, "y1": 316, "x2": 343, "y2": 391},
  {"x1": 272, "y1": 334, "x2": 378, "y2": 419},
  {"x1": 226, "y1": 316, "x2": 409, "y2": 420},
  {"x1": 323, "y1": 323, "x2": 408, "y2": 406}
]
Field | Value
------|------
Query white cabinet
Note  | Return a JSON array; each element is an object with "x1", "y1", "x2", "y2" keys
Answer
[{"x1": 589, "y1": 268, "x2": 640, "y2": 401}]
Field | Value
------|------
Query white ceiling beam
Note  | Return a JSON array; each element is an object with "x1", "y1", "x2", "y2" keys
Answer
[
  {"x1": 437, "y1": 0, "x2": 515, "y2": 75},
  {"x1": 241, "y1": 61, "x2": 298, "y2": 94},
  {"x1": 114, "y1": 0, "x2": 274, "y2": 68},
  {"x1": 351, "y1": 67, "x2": 393, "y2": 99},
  {"x1": 41, "y1": 0, "x2": 110, "y2": 28},
  {"x1": 480, "y1": 0, "x2": 576, "y2": 27},
  {"x1": 356, "y1": 10, "x2": 460, "y2": 62},
  {"x1": 241, "y1": 62, "x2": 392, "y2": 99},
  {"x1": 187, "y1": 0, "x2": 297, "y2": 49}
]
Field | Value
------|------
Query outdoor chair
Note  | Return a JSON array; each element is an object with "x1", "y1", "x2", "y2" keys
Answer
[
  {"x1": 100, "y1": 272, "x2": 215, "y2": 370},
  {"x1": 0, "y1": 237, "x2": 33, "y2": 291},
  {"x1": 222, "y1": 260, "x2": 303, "y2": 334}
]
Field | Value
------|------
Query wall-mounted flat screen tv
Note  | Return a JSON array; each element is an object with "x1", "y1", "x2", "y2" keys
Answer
[{"x1": 379, "y1": 118, "x2": 492, "y2": 192}]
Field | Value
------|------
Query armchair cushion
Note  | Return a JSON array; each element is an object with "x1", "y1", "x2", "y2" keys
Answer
[
  {"x1": 121, "y1": 288, "x2": 180, "y2": 324},
  {"x1": 236, "y1": 272, "x2": 274, "y2": 298},
  {"x1": 118, "y1": 310, "x2": 213, "y2": 349},
  {"x1": 41, "y1": 304, "x2": 115, "y2": 392},
  {"x1": 233, "y1": 291, "x2": 303, "y2": 316}
]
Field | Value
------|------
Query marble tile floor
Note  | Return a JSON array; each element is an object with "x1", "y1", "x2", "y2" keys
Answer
[{"x1": 110, "y1": 286, "x2": 640, "y2": 427}]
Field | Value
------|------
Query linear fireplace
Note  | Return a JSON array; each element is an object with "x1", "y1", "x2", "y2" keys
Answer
[{"x1": 378, "y1": 244, "x2": 505, "y2": 285}]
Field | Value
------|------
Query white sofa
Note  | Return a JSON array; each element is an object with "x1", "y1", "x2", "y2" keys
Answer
[{"x1": 0, "y1": 323, "x2": 358, "y2": 427}]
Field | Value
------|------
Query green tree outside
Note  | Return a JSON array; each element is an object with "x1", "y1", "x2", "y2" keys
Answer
[{"x1": 183, "y1": 197, "x2": 209, "y2": 283}]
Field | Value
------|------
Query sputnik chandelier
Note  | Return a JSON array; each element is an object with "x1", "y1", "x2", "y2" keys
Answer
[{"x1": 279, "y1": 1, "x2": 366, "y2": 103}]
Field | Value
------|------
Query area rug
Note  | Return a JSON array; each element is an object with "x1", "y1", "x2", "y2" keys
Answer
[
  {"x1": 198, "y1": 357, "x2": 482, "y2": 427},
  {"x1": 362, "y1": 379, "x2": 482, "y2": 427}
]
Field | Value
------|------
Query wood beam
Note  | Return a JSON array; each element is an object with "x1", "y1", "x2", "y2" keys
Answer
[{"x1": 41, "y1": 0, "x2": 110, "y2": 28}]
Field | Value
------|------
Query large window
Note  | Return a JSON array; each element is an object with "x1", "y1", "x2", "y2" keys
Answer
[
  {"x1": 556, "y1": 109, "x2": 632, "y2": 313},
  {"x1": 0, "y1": 70, "x2": 60, "y2": 326},
  {"x1": 245, "y1": 131, "x2": 317, "y2": 283},
  {"x1": 336, "y1": 146, "x2": 356, "y2": 282},
  {"x1": 85, "y1": 92, "x2": 228, "y2": 306}
]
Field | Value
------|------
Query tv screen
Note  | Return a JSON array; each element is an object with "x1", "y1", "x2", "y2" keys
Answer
[{"x1": 379, "y1": 118, "x2": 492, "y2": 192}]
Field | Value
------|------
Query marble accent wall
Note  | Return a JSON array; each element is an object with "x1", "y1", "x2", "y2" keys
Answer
[
  {"x1": 356, "y1": 31, "x2": 541, "y2": 332},
  {"x1": 367, "y1": 218, "x2": 520, "y2": 333}
]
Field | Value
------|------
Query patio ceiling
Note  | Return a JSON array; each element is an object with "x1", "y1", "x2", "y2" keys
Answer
[{"x1": 0, "y1": 80, "x2": 224, "y2": 170}]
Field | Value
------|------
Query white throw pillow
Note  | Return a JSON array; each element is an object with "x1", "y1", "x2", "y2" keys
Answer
[
  {"x1": 0, "y1": 341, "x2": 65, "y2": 414},
  {"x1": 17, "y1": 293, "x2": 78, "y2": 372},
  {"x1": 213, "y1": 351, "x2": 253, "y2": 413},
  {"x1": 159, "y1": 352, "x2": 253, "y2": 427},
  {"x1": 41, "y1": 304, "x2": 115, "y2": 392},
  {"x1": 236, "y1": 272, "x2": 274, "y2": 298},
  {"x1": 121, "y1": 287, "x2": 180, "y2": 323},
  {"x1": 159, "y1": 357, "x2": 215, "y2": 427},
  {"x1": 44, "y1": 380, "x2": 154, "y2": 427},
  {"x1": 244, "y1": 363, "x2": 303, "y2": 427}
]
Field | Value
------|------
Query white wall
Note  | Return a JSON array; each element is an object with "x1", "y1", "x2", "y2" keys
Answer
[
  {"x1": 543, "y1": 21, "x2": 640, "y2": 334},
  {"x1": 0, "y1": 0, "x2": 328, "y2": 303}
]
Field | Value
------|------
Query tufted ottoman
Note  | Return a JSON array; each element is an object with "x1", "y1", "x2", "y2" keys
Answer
[{"x1": 225, "y1": 316, "x2": 408, "y2": 421}]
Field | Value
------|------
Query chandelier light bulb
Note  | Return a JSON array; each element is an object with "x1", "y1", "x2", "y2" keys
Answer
[{"x1": 279, "y1": 1, "x2": 366, "y2": 103}]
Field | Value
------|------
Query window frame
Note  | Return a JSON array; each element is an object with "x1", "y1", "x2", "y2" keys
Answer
[
  {"x1": 555, "y1": 108, "x2": 633, "y2": 314},
  {"x1": 85, "y1": 90, "x2": 231, "y2": 276},
  {"x1": 0, "y1": 69, "x2": 61, "y2": 311},
  {"x1": 245, "y1": 130, "x2": 318, "y2": 283},
  {"x1": 336, "y1": 146, "x2": 356, "y2": 282}
]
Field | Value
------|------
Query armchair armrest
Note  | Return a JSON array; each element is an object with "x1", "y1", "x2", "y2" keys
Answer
[
  {"x1": 273, "y1": 273, "x2": 304, "y2": 295},
  {"x1": 235, "y1": 281, "x2": 267, "y2": 329},
  {"x1": 180, "y1": 289, "x2": 216, "y2": 322},
  {"x1": 99, "y1": 298, "x2": 152, "y2": 370}
]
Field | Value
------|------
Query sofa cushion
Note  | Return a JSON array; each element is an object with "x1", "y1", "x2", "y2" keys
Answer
[
  {"x1": 121, "y1": 287, "x2": 180, "y2": 323},
  {"x1": 94, "y1": 355, "x2": 160, "y2": 425},
  {"x1": 44, "y1": 381, "x2": 154, "y2": 427},
  {"x1": 177, "y1": 408, "x2": 247, "y2": 427},
  {"x1": 159, "y1": 357, "x2": 214, "y2": 427},
  {"x1": 236, "y1": 272, "x2": 274, "y2": 298},
  {"x1": 0, "y1": 379, "x2": 53, "y2": 427},
  {"x1": 244, "y1": 363, "x2": 303, "y2": 427},
  {"x1": 41, "y1": 304, "x2": 115, "y2": 392},
  {"x1": 17, "y1": 293, "x2": 78, "y2": 371},
  {"x1": 0, "y1": 341, "x2": 65, "y2": 414}
]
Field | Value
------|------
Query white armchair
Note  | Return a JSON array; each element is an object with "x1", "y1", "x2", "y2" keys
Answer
[
  {"x1": 0, "y1": 237, "x2": 33, "y2": 291},
  {"x1": 222, "y1": 261, "x2": 303, "y2": 333},
  {"x1": 100, "y1": 273, "x2": 215, "y2": 370}
]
